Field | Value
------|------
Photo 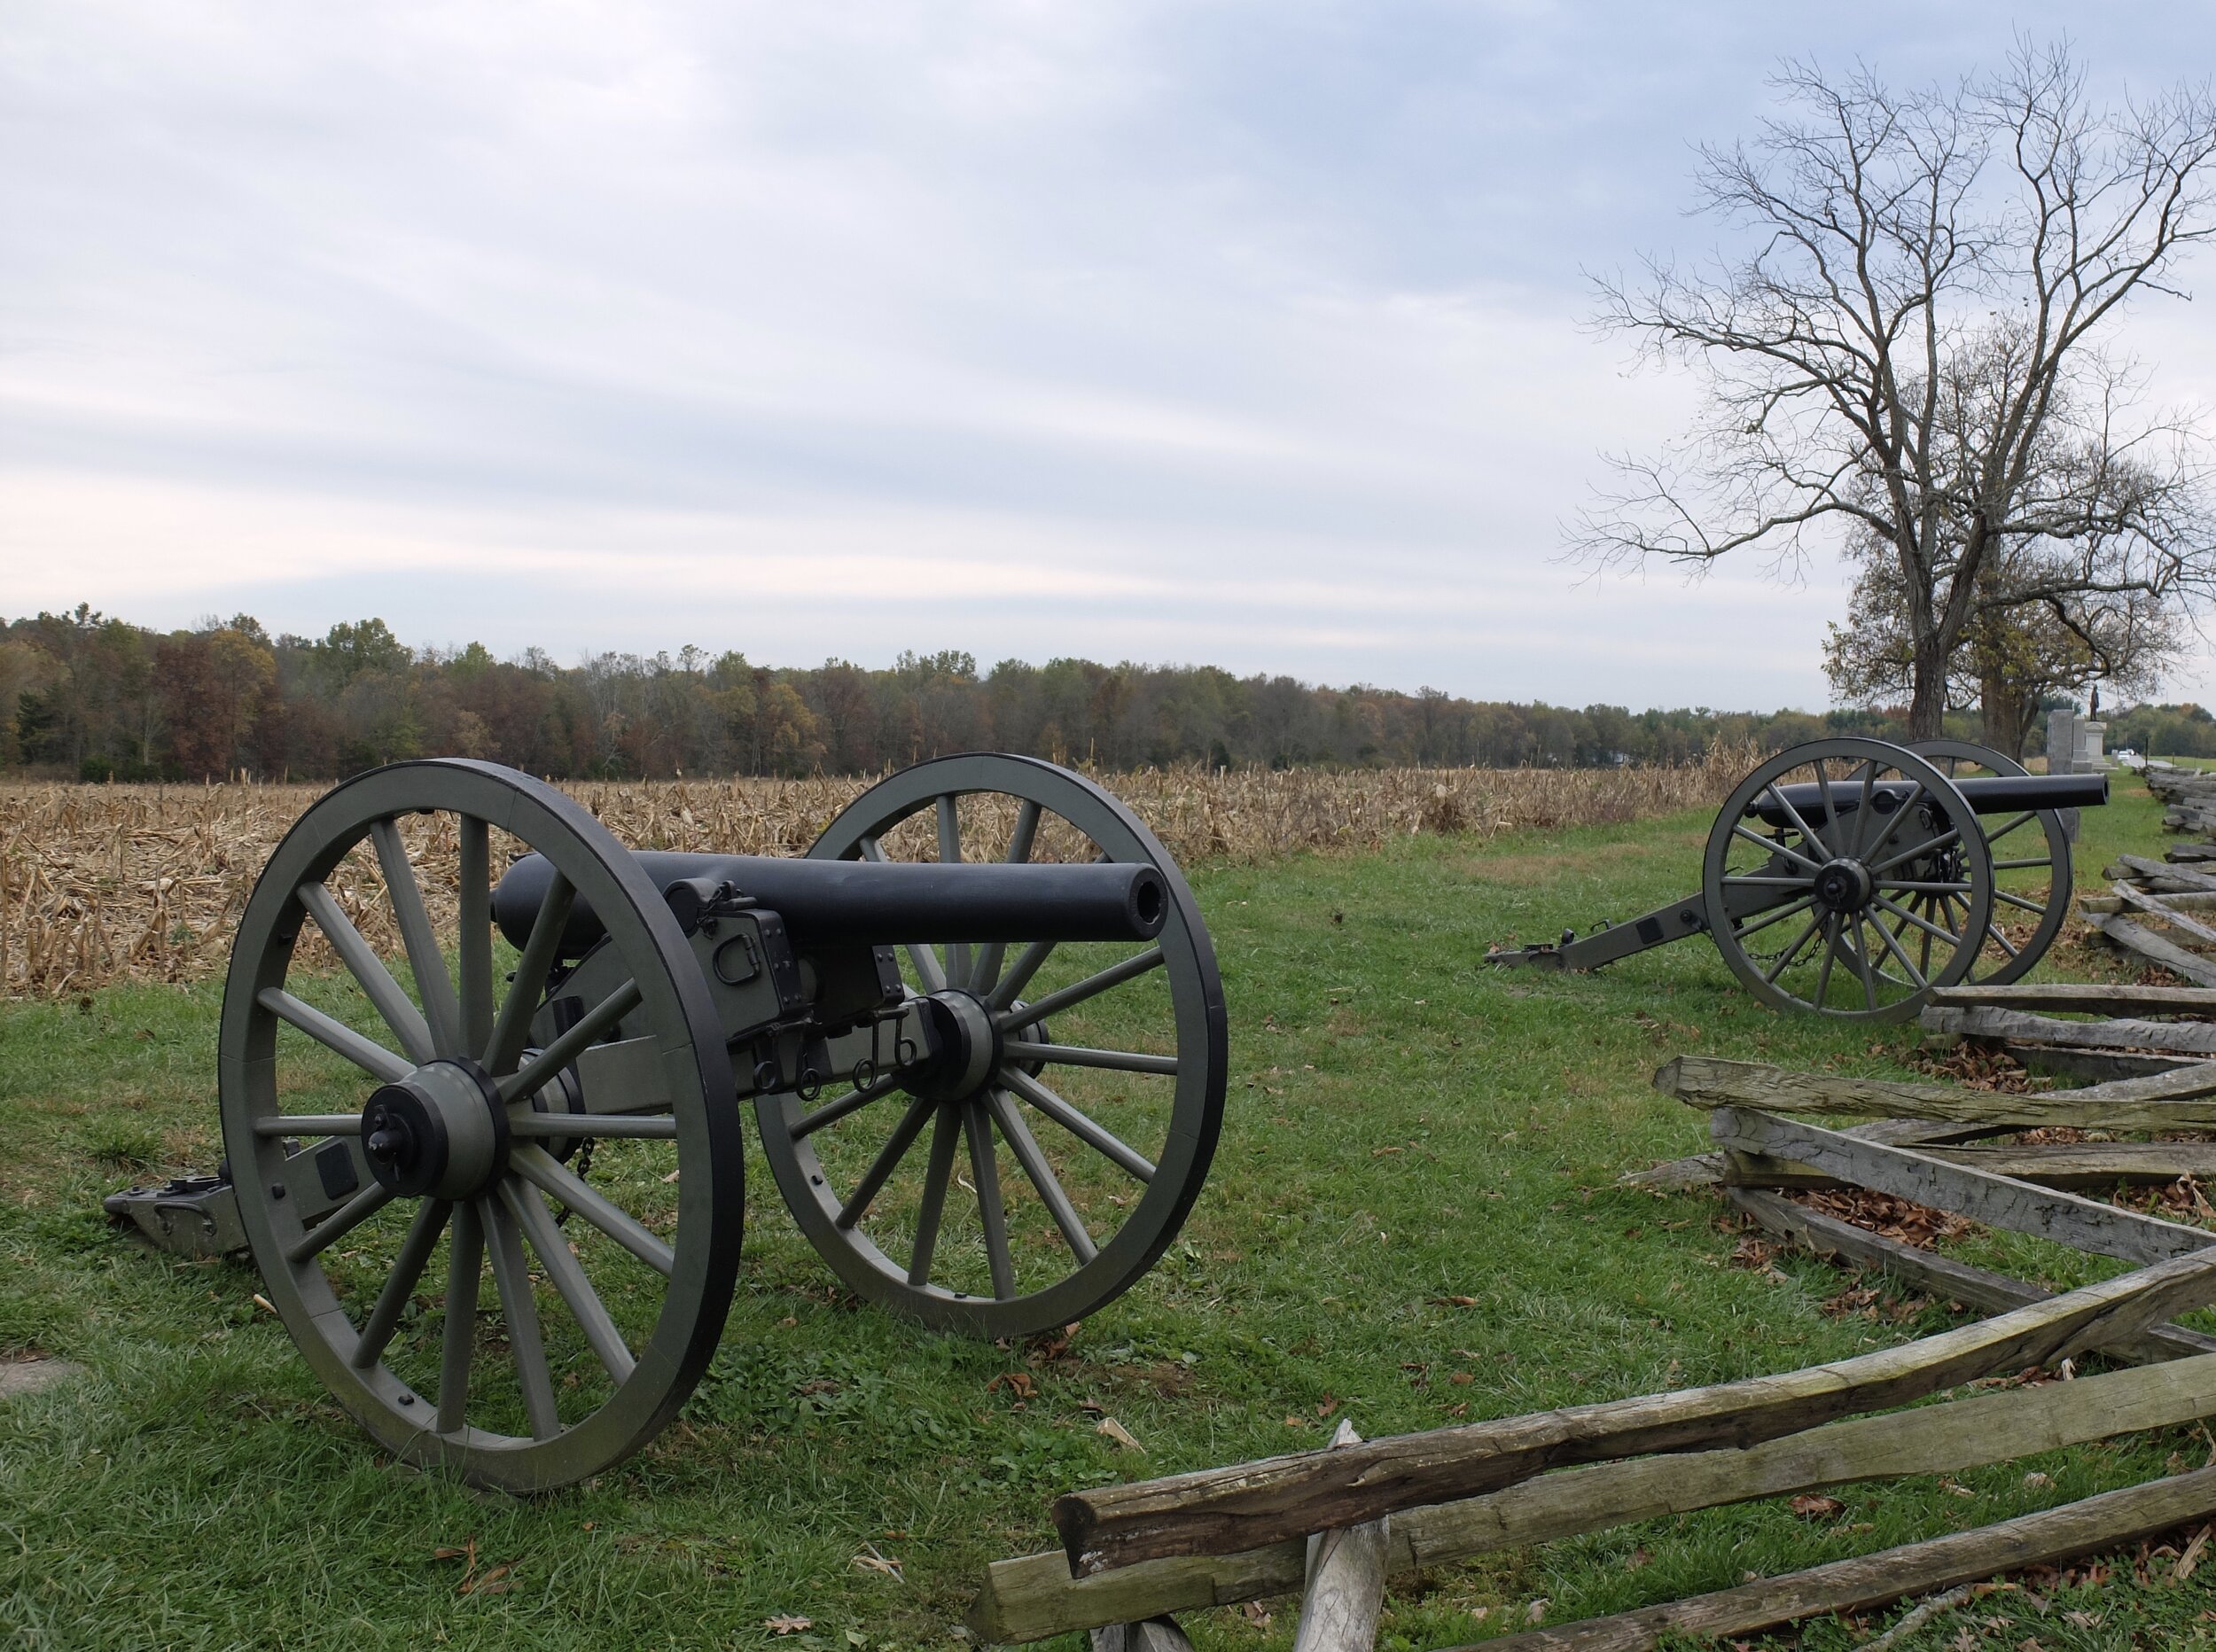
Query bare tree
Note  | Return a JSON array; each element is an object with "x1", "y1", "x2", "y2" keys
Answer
[{"x1": 1575, "y1": 42, "x2": 2216, "y2": 736}]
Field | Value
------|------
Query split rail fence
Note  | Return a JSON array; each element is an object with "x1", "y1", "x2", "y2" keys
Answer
[{"x1": 967, "y1": 765, "x2": 2216, "y2": 1648}]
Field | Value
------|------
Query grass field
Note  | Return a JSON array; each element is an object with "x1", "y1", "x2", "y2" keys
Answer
[{"x1": 4, "y1": 769, "x2": 2214, "y2": 1649}]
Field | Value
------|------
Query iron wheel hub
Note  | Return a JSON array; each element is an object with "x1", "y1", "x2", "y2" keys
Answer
[
  {"x1": 1813, "y1": 857, "x2": 1877, "y2": 916},
  {"x1": 360, "y1": 1057, "x2": 509, "y2": 1200},
  {"x1": 904, "y1": 991, "x2": 1003, "y2": 1103}
]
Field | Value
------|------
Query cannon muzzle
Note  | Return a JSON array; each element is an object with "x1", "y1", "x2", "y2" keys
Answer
[
  {"x1": 494, "y1": 849, "x2": 1169, "y2": 956},
  {"x1": 1750, "y1": 769, "x2": 2105, "y2": 829}
]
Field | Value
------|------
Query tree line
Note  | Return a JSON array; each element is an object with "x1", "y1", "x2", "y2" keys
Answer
[{"x1": 0, "y1": 604, "x2": 1994, "y2": 783}]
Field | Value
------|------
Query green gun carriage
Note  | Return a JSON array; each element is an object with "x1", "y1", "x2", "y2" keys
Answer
[
  {"x1": 1486, "y1": 736, "x2": 2106, "y2": 1022},
  {"x1": 139, "y1": 753, "x2": 1226, "y2": 1491}
]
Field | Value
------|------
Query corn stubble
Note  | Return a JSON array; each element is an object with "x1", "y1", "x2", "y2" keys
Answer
[{"x1": 0, "y1": 748, "x2": 1752, "y2": 998}]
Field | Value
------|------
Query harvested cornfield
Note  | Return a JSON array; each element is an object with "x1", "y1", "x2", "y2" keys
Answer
[{"x1": 0, "y1": 749, "x2": 1753, "y2": 997}]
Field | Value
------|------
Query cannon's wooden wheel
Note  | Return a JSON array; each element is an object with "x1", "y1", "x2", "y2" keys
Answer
[
  {"x1": 218, "y1": 760, "x2": 744, "y2": 1492},
  {"x1": 1908, "y1": 738, "x2": 2073, "y2": 986},
  {"x1": 1702, "y1": 738, "x2": 1994, "y2": 1023},
  {"x1": 756, "y1": 753, "x2": 1227, "y2": 1338}
]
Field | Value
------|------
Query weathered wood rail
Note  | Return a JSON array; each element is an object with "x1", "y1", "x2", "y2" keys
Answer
[
  {"x1": 975, "y1": 927, "x2": 2216, "y2": 1647},
  {"x1": 970, "y1": 1350, "x2": 2216, "y2": 1640}
]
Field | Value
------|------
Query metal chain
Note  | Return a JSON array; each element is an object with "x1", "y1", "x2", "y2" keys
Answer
[{"x1": 553, "y1": 1134, "x2": 597, "y2": 1227}]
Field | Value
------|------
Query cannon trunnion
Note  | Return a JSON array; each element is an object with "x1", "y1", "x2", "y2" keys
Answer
[
  {"x1": 191, "y1": 752, "x2": 1226, "y2": 1492},
  {"x1": 1486, "y1": 736, "x2": 2101, "y2": 1022}
]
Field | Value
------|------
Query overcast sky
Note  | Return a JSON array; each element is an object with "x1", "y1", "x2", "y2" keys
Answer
[{"x1": 5, "y1": 2, "x2": 2216, "y2": 709}]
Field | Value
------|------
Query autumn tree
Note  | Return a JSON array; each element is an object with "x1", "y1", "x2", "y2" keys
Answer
[
  {"x1": 1577, "y1": 43, "x2": 2216, "y2": 736},
  {"x1": 1824, "y1": 525, "x2": 2181, "y2": 756}
]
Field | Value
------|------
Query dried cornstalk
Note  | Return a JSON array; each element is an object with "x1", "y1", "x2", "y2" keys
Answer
[{"x1": 1, "y1": 748, "x2": 1752, "y2": 998}]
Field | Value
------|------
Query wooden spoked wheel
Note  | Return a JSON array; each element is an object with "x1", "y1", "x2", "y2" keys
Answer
[
  {"x1": 755, "y1": 753, "x2": 1228, "y2": 1338},
  {"x1": 218, "y1": 760, "x2": 744, "y2": 1492},
  {"x1": 1908, "y1": 738, "x2": 2074, "y2": 987},
  {"x1": 1702, "y1": 738, "x2": 1994, "y2": 1023}
]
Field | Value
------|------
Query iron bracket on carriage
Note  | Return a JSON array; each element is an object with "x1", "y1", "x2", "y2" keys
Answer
[{"x1": 1486, "y1": 736, "x2": 2107, "y2": 1022}]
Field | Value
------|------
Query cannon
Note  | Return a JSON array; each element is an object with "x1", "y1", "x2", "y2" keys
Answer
[
  {"x1": 1485, "y1": 737, "x2": 2103, "y2": 1022},
  {"x1": 129, "y1": 753, "x2": 1225, "y2": 1491}
]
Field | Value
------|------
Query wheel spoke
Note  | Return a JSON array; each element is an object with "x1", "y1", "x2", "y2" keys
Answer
[
  {"x1": 501, "y1": 1178, "x2": 636, "y2": 1386},
  {"x1": 789, "y1": 1067, "x2": 908, "y2": 1141},
  {"x1": 1761, "y1": 909, "x2": 1826, "y2": 985},
  {"x1": 499, "y1": 978, "x2": 641, "y2": 1103},
  {"x1": 994, "y1": 946, "x2": 1165, "y2": 1030},
  {"x1": 1847, "y1": 760, "x2": 1880, "y2": 858},
  {"x1": 437, "y1": 1199, "x2": 484, "y2": 1432},
  {"x1": 512, "y1": 1112, "x2": 673, "y2": 1140},
  {"x1": 1868, "y1": 907, "x2": 1931, "y2": 990},
  {"x1": 835, "y1": 1095, "x2": 938, "y2": 1228},
  {"x1": 1721, "y1": 875, "x2": 1815, "y2": 887},
  {"x1": 1761, "y1": 777, "x2": 1832, "y2": 863},
  {"x1": 295, "y1": 881, "x2": 436, "y2": 1064},
  {"x1": 938, "y1": 794, "x2": 973, "y2": 993},
  {"x1": 259, "y1": 987, "x2": 411, "y2": 1084},
  {"x1": 985, "y1": 1088, "x2": 1096, "y2": 1265},
  {"x1": 484, "y1": 869, "x2": 576, "y2": 1077},
  {"x1": 482, "y1": 1196, "x2": 560, "y2": 1441},
  {"x1": 1001, "y1": 1040, "x2": 1177, "y2": 1076},
  {"x1": 1877, "y1": 880, "x2": 1974, "y2": 893},
  {"x1": 1730, "y1": 892, "x2": 1816, "y2": 940},
  {"x1": 1845, "y1": 919, "x2": 1880, "y2": 1012},
  {"x1": 1733, "y1": 821, "x2": 1822, "y2": 874},
  {"x1": 371, "y1": 818, "x2": 462, "y2": 1058},
  {"x1": 999, "y1": 1065, "x2": 1154, "y2": 1182},
  {"x1": 1813, "y1": 914, "x2": 1841, "y2": 1008},
  {"x1": 964, "y1": 1103, "x2": 1017, "y2": 1299},
  {"x1": 1993, "y1": 856, "x2": 2056, "y2": 871},
  {"x1": 969, "y1": 799, "x2": 1043, "y2": 994},
  {"x1": 458, "y1": 816, "x2": 494, "y2": 1058},
  {"x1": 1984, "y1": 913, "x2": 2022, "y2": 959},
  {"x1": 1984, "y1": 811, "x2": 2039, "y2": 845},
  {"x1": 986, "y1": 939, "x2": 1057, "y2": 1011},
  {"x1": 253, "y1": 1114, "x2": 362, "y2": 1136},
  {"x1": 905, "y1": 1103, "x2": 962, "y2": 1286},
  {"x1": 350, "y1": 1199, "x2": 450, "y2": 1370},
  {"x1": 509, "y1": 1143, "x2": 674, "y2": 1277},
  {"x1": 1871, "y1": 895, "x2": 1964, "y2": 948},
  {"x1": 284, "y1": 1180, "x2": 394, "y2": 1265},
  {"x1": 1994, "y1": 889, "x2": 2050, "y2": 916},
  {"x1": 1869, "y1": 825, "x2": 1960, "y2": 877}
]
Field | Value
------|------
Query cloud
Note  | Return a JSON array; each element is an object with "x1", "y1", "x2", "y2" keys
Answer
[{"x1": 4, "y1": 0, "x2": 2212, "y2": 707}]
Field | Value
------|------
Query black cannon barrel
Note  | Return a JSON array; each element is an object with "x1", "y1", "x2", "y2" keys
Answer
[
  {"x1": 494, "y1": 850, "x2": 1169, "y2": 956},
  {"x1": 1749, "y1": 770, "x2": 2107, "y2": 829}
]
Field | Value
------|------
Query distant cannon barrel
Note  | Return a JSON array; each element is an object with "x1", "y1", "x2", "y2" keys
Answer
[
  {"x1": 1748, "y1": 770, "x2": 2106, "y2": 829},
  {"x1": 494, "y1": 849, "x2": 1169, "y2": 956}
]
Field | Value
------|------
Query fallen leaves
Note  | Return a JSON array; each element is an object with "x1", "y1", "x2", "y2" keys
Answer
[
  {"x1": 1798, "y1": 1188, "x2": 1972, "y2": 1251},
  {"x1": 985, "y1": 1370, "x2": 1036, "y2": 1403},
  {"x1": 1790, "y1": 1494, "x2": 1845, "y2": 1520},
  {"x1": 763, "y1": 1614, "x2": 813, "y2": 1635},
  {"x1": 852, "y1": 1542, "x2": 902, "y2": 1580},
  {"x1": 2177, "y1": 1522, "x2": 2212, "y2": 1582},
  {"x1": 434, "y1": 1538, "x2": 517, "y2": 1596}
]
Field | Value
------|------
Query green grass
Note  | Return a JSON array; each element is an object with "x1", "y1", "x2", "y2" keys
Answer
[{"x1": 4, "y1": 772, "x2": 2215, "y2": 1650}]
